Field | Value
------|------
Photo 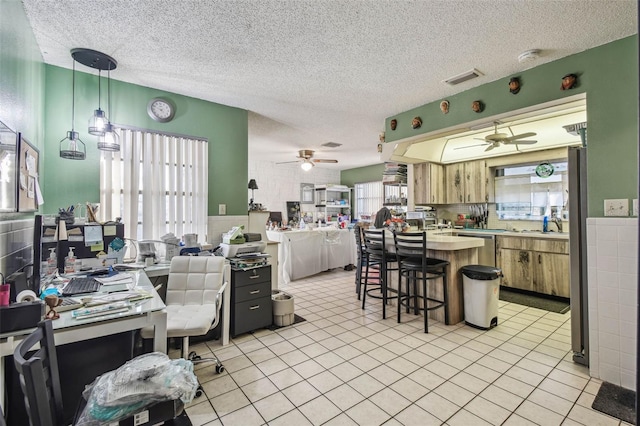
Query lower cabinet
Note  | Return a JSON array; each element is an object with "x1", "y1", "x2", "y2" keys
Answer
[
  {"x1": 231, "y1": 265, "x2": 273, "y2": 337},
  {"x1": 496, "y1": 237, "x2": 569, "y2": 297}
]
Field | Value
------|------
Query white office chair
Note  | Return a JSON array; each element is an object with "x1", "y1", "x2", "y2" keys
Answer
[{"x1": 141, "y1": 256, "x2": 228, "y2": 383}]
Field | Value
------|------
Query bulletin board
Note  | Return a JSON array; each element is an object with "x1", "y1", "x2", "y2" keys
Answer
[{"x1": 17, "y1": 133, "x2": 40, "y2": 212}]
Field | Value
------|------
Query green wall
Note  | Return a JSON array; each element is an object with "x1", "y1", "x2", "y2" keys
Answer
[
  {"x1": 43, "y1": 65, "x2": 248, "y2": 216},
  {"x1": 0, "y1": 0, "x2": 46, "y2": 221},
  {"x1": 341, "y1": 164, "x2": 385, "y2": 187},
  {"x1": 381, "y1": 36, "x2": 638, "y2": 217}
]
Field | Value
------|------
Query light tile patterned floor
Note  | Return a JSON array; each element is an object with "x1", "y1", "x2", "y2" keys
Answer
[{"x1": 178, "y1": 269, "x2": 630, "y2": 426}]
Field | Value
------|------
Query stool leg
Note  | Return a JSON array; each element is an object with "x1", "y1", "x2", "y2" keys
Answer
[
  {"x1": 362, "y1": 260, "x2": 369, "y2": 310},
  {"x1": 397, "y1": 265, "x2": 402, "y2": 324},
  {"x1": 381, "y1": 262, "x2": 387, "y2": 320},
  {"x1": 412, "y1": 271, "x2": 419, "y2": 315},
  {"x1": 422, "y1": 276, "x2": 429, "y2": 333}
]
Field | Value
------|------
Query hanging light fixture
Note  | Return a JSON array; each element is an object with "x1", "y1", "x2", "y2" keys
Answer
[
  {"x1": 70, "y1": 48, "x2": 117, "y2": 138},
  {"x1": 59, "y1": 59, "x2": 86, "y2": 160},
  {"x1": 97, "y1": 68, "x2": 120, "y2": 151},
  {"x1": 300, "y1": 160, "x2": 314, "y2": 171}
]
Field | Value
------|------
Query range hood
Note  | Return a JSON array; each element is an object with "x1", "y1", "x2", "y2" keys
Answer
[{"x1": 382, "y1": 97, "x2": 587, "y2": 165}]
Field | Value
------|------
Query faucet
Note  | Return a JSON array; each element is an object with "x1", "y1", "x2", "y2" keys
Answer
[{"x1": 551, "y1": 217, "x2": 563, "y2": 232}]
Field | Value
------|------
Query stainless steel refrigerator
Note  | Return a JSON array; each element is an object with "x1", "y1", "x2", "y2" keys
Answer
[{"x1": 569, "y1": 146, "x2": 589, "y2": 366}]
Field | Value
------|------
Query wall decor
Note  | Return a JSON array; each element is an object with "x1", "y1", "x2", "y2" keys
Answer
[
  {"x1": 440, "y1": 100, "x2": 450, "y2": 114},
  {"x1": 390, "y1": 119, "x2": 397, "y2": 130},
  {"x1": 300, "y1": 183, "x2": 314, "y2": 204},
  {"x1": 0, "y1": 121, "x2": 17, "y2": 212},
  {"x1": 412, "y1": 117, "x2": 422, "y2": 129},
  {"x1": 508, "y1": 77, "x2": 521, "y2": 94},
  {"x1": 561, "y1": 73, "x2": 577, "y2": 90},
  {"x1": 17, "y1": 133, "x2": 40, "y2": 212},
  {"x1": 471, "y1": 100, "x2": 484, "y2": 113}
]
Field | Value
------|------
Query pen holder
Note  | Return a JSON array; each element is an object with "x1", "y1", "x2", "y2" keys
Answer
[{"x1": 56, "y1": 211, "x2": 75, "y2": 226}]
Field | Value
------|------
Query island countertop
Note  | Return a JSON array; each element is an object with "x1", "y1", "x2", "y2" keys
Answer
[{"x1": 436, "y1": 228, "x2": 570, "y2": 240}]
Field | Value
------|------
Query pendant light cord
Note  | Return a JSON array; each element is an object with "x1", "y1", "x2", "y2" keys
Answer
[
  {"x1": 71, "y1": 60, "x2": 76, "y2": 131},
  {"x1": 97, "y1": 69, "x2": 102, "y2": 110},
  {"x1": 108, "y1": 69, "x2": 112, "y2": 120}
]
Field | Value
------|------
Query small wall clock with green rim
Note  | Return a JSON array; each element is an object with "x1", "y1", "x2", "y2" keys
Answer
[{"x1": 147, "y1": 97, "x2": 175, "y2": 123}]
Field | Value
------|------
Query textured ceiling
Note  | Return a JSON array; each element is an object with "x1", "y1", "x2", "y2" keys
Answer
[{"x1": 21, "y1": 0, "x2": 638, "y2": 170}]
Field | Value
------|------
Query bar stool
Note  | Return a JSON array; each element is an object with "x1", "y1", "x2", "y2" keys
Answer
[
  {"x1": 354, "y1": 225, "x2": 367, "y2": 300},
  {"x1": 361, "y1": 228, "x2": 398, "y2": 319},
  {"x1": 394, "y1": 231, "x2": 449, "y2": 333}
]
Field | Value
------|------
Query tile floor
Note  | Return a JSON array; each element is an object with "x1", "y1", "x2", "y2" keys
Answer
[{"x1": 180, "y1": 268, "x2": 630, "y2": 426}]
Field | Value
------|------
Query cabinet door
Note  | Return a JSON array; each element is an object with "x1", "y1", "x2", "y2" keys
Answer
[
  {"x1": 413, "y1": 163, "x2": 428, "y2": 205},
  {"x1": 464, "y1": 160, "x2": 487, "y2": 203},
  {"x1": 445, "y1": 163, "x2": 464, "y2": 204},
  {"x1": 532, "y1": 252, "x2": 570, "y2": 297},
  {"x1": 499, "y1": 249, "x2": 533, "y2": 291},
  {"x1": 429, "y1": 163, "x2": 445, "y2": 204}
]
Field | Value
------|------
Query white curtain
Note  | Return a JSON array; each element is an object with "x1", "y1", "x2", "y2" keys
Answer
[
  {"x1": 354, "y1": 181, "x2": 383, "y2": 221},
  {"x1": 100, "y1": 128, "x2": 208, "y2": 242}
]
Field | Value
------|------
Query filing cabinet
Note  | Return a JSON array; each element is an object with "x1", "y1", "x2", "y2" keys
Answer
[{"x1": 230, "y1": 265, "x2": 272, "y2": 336}]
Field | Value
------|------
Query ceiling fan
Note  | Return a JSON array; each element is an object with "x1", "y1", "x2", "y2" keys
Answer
[
  {"x1": 277, "y1": 149, "x2": 338, "y2": 170},
  {"x1": 455, "y1": 121, "x2": 537, "y2": 151}
]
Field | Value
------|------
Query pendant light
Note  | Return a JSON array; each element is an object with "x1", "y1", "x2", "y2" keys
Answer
[
  {"x1": 88, "y1": 69, "x2": 107, "y2": 136},
  {"x1": 97, "y1": 68, "x2": 120, "y2": 151},
  {"x1": 70, "y1": 48, "x2": 117, "y2": 138},
  {"x1": 59, "y1": 59, "x2": 86, "y2": 160}
]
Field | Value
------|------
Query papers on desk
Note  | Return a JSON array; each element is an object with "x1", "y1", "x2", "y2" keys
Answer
[
  {"x1": 84, "y1": 291, "x2": 153, "y2": 307},
  {"x1": 71, "y1": 301, "x2": 131, "y2": 319},
  {"x1": 94, "y1": 273, "x2": 135, "y2": 286}
]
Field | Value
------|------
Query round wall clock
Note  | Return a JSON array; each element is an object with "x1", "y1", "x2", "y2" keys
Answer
[{"x1": 147, "y1": 98, "x2": 175, "y2": 123}]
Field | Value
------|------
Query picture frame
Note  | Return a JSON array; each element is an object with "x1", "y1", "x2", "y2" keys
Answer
[
  {"x1": 16, "y1": 133, "x2": 40, "y2": 212},
  {"x1": 300, "y1": 183, "x2": 314, "y2": 204},
  {"x1": 0, "y1": 121, "x2": 18, "y2": 212}
]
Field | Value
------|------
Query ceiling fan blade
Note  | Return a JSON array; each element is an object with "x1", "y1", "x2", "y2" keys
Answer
[
  {"x1": 454, "y1": 143, "x2": 488, "y2": 150},
  {"x1": 505, "y1": 132, "x2": 536, "y2": 142},
  {"x1": 504, "y1": 139, "x2": 538, "y2": 145},
  {"x1": 276, "y1": 160, "x2": 301, "y2": 164},
  {"x1": 312, "y1": 159, "x2": 338, "y2": 163},
  {"x1": 484, "y1": 144, "x2": 496, "y2": 152}
]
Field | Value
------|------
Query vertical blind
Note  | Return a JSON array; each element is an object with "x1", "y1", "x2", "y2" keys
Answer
[
  {"x1": 354, "y1": 181, "x2": 383, "y2": 221},
  {"x1": 100, "y1": 128, "x2": 208, "y2": 242}
]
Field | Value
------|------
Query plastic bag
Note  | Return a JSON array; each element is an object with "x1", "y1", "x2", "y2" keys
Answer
[{"x1": 75, "y1": 352, "x2": 198, "y2": 425}]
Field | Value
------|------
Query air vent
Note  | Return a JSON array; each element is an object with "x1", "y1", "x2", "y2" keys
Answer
[
  {"x1": 321, "y1": 142, "x2": 342, "y2": 148},
  {"x1": 442, "y1": 68, "x2": 484, "y2": 86},
  {"x1": 563, "y1": 122, "x2": 587, "y2": 136}
]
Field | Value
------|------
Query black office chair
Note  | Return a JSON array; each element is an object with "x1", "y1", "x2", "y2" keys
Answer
[
  {"x1": 361, "y1": 228, "x2": 398, "y2": 319},
  {"x1": 13, "y1": 320, "x2": 191, "y2": 426},
  {"x1": 394, "y1": 231, "x2": 449, "y2": 333}
]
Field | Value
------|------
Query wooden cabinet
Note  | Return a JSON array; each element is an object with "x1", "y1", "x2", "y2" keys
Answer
[
  {"x1": 231, "y1": 265, "x2": 273, "y2": 336},
  {"x1": 445, "y1": 160, "x2": 488, "y2": 204},
  {"x1": 413, "y1": 162, "x2": 444, "y2": 205},
  {"x1": 496, "y1": 236, "x2": 569, "y2": 297}
]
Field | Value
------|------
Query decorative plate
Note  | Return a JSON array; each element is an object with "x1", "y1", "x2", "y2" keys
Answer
[{"x1": 535, "y1": 162, "x2": 554, "y2": 177}]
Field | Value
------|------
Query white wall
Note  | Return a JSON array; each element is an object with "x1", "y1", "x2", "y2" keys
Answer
[
  {"x1": 587, "y1": 217, "x2": 638, "y2": 390},
  {"x1": 247, "y1": 160, "x2": 340, "y2": 223}
]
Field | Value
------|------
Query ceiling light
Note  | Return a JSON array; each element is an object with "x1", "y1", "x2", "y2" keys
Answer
[
  {"x1": 301, "y1": 161, "x2": 314, "y2": 171},
  {"x1": 59, "y1": 59, "x2": 86, "y2": 160},
  {"x1": 97, "y1": 69, "x2": 120, "y2": 151},
  {"x1": 518, "y1": 49, "x2": 541, "y2": 63},
  {"x1": 71, "y1": 48, "x2": 117, "y2": 141}
]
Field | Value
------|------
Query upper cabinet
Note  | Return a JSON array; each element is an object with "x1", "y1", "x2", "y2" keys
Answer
[
  {"x1": 445, "y1": 160, "x2": 488, "y2": 204},
  {"x1": 413, "y1": 163, "x2": 444, "y2": 205}
]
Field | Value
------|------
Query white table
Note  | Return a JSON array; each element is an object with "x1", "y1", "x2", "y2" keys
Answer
[
  {"x1": 267, "y1": 228, "x2": 357, "y2": 284},
  {"x1": 0, "y1": 271, "x2": 167, "y2": 412}
]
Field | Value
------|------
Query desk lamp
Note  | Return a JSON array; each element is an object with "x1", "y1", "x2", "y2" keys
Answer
[{"x1": 248, "y1": 179, "x2": 258, "y2": 210}]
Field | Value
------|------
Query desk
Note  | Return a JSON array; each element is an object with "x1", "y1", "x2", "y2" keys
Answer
[
  {"x1": 0, "y1": 271, "x2": 167, "y2": 413},
  {"x1": 267, "y1": 228, "x2": 357, "y2": 284}
]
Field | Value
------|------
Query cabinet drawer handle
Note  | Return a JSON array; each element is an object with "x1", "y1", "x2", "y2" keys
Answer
[
  {"x1": 249, "y1": 274, "x2": 260, "y2": 279},
  {"x1": 249, "y1": 305, "x2": 260, "y2": 310},
  {"x1": 249, "y1": 290, "x2": 260, "y2": 294}
]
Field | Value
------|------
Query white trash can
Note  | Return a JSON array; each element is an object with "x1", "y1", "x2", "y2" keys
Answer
[
  {"x1": 462, "y1": 265, "x2": 502, "y2": 329},
  {"x1": 272, "y1": 291, "x2": 295, "y2": 327}
]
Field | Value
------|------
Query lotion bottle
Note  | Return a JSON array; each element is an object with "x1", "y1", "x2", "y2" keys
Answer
[
  {"x1": 47, "y1": 248, "x2": 57, "y2": 274},
  {"x1": 64, "y1": 247, "x2": 76, "y2": 274}
]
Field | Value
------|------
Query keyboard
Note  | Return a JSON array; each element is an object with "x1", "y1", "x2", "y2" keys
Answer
[{"x1": 62, "y1": 277, "x2": 101, "y2": 296}]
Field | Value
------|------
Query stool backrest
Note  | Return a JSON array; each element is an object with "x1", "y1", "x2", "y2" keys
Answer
[
  {"x1": 363, "y1": 228, "x2": 388, "y2": 259},
  {"x1": 394, "y1": 231, "x2": 427, "y2": 260}
]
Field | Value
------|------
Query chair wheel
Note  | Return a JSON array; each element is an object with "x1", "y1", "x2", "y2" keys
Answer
[
  {"x1": 216, "y1": 365, "x2": 225, "y2": 374},
  {"x1": 195, "y1": 387, "x2": 203, "y2": 398}
]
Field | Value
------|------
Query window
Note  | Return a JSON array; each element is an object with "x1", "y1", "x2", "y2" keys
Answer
[
  {"x1": 100, "y1": 128, "x2": 208, "y2": 242},
  {"x1": 354, "y1": 181, "x2": 383, "y2": 222},
  {"x1": 495, "y1": 161, "x2": 568, "y2": 221}
]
